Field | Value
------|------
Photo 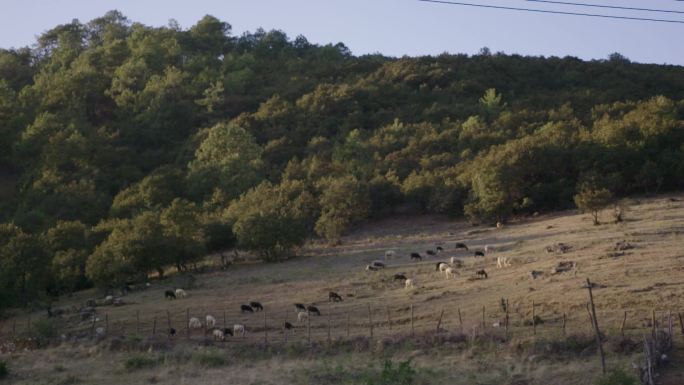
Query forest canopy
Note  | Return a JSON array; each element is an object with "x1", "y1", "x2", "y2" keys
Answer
[{"x1": 1, "y1": 11, "x2": 683, "y2": 308}]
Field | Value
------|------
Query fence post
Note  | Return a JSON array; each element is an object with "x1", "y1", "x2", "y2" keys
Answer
[
  {"x1": 532, "y1": 301, "x2": 536, "y2": 336},
  {"x1": 562, "y1": 313, "x2": 566, "y2": 337},
  {"x1": 27, "y1": 314, "x2": 31, "y2": 334},
  {"x1": 368, "y1": 304, "x2": 373, "y2": 340},
  {"x1": 620, "y1": 311, "x2": 627, "y2": 337},
  {"x1": 346, "y1": 312, "x2": 350, "y2": 337},
  {"x1": 136, "y1": 310, "x2": 140, "y2": 334},
  {"x1": 481, "y1": 306, "x2": 486, "y2": 331},
  {"x1": 387, "y1": 306, "x2": 392, "y2": 331},
  {"x1": 105, "y1": 314, "x2": 109, "y2": 336},
  {"x1": 411, "y1": 304, "x2": 415, "y2": 336},
  {"x1": 263, "y1": 310, "x2": 267, "y2": 345},
  {"x1": 678, "y1": 312, "x2": 684, "y2": 338},
  {"x1": 90, "y1": 315, "x2": 96, "y2": 338},
  {"x1": 307, "y1": 311, "x2": 311, "y2": 345},
  {"x1": 186, "y1": 308, "x2": 190, "y2": 339},
  {"x1": 505, "y1": 301, "x2": 509, "y2": 339},
  {"x1": 586, "y1": 278, "x2": 606, "y2": 374},
  {"x1": 652, "y1": 309, "x2": 657, "y2": 338},
  {"x1": 153, "y1": 316, "x2": 157, "y2": 335},
  {"x1": 327, "y1": 308, "x2": 332, "y2": 344},
  {"x1": 223, "y1": 310, "x2": 227, "y2": 328},
  {"x1": 458, "y1": 308, "x2": 463, "y2": 333},
  {"x1": 436, "y1": 309, "x2": 444, "y2": 333}
]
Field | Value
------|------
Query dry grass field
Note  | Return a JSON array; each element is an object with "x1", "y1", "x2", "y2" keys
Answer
[{"x1": 1, "y1": 193, "x2": 684, "y2": 385}]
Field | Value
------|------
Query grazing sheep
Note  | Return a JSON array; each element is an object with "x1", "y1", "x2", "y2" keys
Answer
[
  {"x1": 475, "y1": 269, "x2": 488, "y2": 279},
  {"x1": 241, "y1": 304, "x2": 254, "y2": 313},
  {"x1": 212, "y1": 329, "x2": 225, "y2": 341},
  {"x1": 529, "y1": 270, "x2": 543, "y2": 280},
  {"x1": 496, "y1": 256, "x2": 511, "y2": 268},
  {"x1": 95, "y1": 327, "x2": 105, "y2": 337},
  {"x1": 474, "y1": 251, "x2": 485, "y2": 257},
  {"x1": 371, "y1": 260, "x2": 386, "y2": 268},
  {"x1": 329, "y1": 291, "x2": 343, "y2": 302},
  {"x1": 384, "y1": 250, "x2": 396, "y2": 259},
  {"x1": 222, "y1": 328, "x2": 234, "y2": 337},
  {"x1": 449, "y1": 257, "x2": 463, "y2": 266},
  {"x1": 297, "y1": 311, "x2": 309, "y2": 323},
  {"x1": 164, "y1": 290, "x2": 176, "y2": 300},
  {"x1": 104, "y1": 295, "x2": 114, "y2": 305},
  {"x1": 175, "y1": 289, "x2": 187, "y2": 298},
  {"x1": 436, "y1": 246, "x2": 444, "y2": 253},
  {"x1": 188, "y1": 317, "x2": 202, "y2": 329},
  {"x1": 168, "y1": 327, "x2": 176, "y2": 337},
  {"x1": 284, "y1": 322, "x2": 295, "y2": 333},
  {"x1": 445, "y1": 267, "x2": 458, "y2": 279},
  {"x1": 496, "y1": 222, "x2": 504, "y2": 229},
  {"x1": 426, "y1": 250, "x2": 436, "y2": 256},
  {"x1": 366, "y1": 264, "x2": 381, "y2": 271},
  {"x1": 307, "y1": 305, "x2": 321, "y2": 316},
  {"x1": 435, "y1": 262, "x2": 448, "y2": 271},
  {"x1": 233, "y1": 324, "x2": 246, "y2": 337},
  {"x1": 410, "y1": 253, "x2": 422, "y2": 261},
  {"x1": 249, "y1": 301, "x2": 263, "y2": 312},
  {"x1": 294, "y1": 303, "x2": 306, "y2": 312},
  {"x1": 206, "y1": 315, "x2": 216, "y2": 328},
  {"x1": 484, "y1": 245, "x2": 494, "y2": 253},
  {"x1": 405, "y1": 278, "x2": 415, "y2": 289},
  {"x1": 393, "y1": 273, "x2": 407, "y2": 281},
  {"x1": 454, "y1": 242, "x2": 469, "y2": 251}
]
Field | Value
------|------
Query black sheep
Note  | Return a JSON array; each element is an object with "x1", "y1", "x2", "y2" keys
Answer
[
  {"x1": 241, "y1": 304, "x2": 254, "y2": 313},
  {"x1": 426, "y1": 250, "x2": 436, "y2": 256},
  {"x1": 223, "y1": 328, "x2": 234, "y2": 337},
  {"x1": 168, "y1": 327, "x2": 176, "y2": 337},
  {"x1": 284, "y1": 322, "x2": 294, "y2": 330},
  {"x1": 295, "y1": 303, "x2": 306, "y2": 312},
  {"x1": 165, "y1": 290, "x2": 176, "y2": 300},
  {"x1": 474, "y1": 251, "x2": 485, "y2": 257},
  {"x1": 393, "y1": 273, "x2": 407, "y2": 281},
  {"x1": 454, "y1": 242, "x2": 469, "y2": 251},
  {"x1": 328, "y1": 291, "x2": 343, "y2": 302},
  {"x1": 250, "y1": 301, "x2": 263, "y2": 311},
  {"x1": 476, "y1": 269, "x2": 488, "y2": 279},
  {"x1": 307, "y1": 305, "x2": 321, "y2": 316},
  {"x1": 436, "y1": 246, "x2": 444, "y2": 252},
  {"x1": 410, "y1": 253, "x2": 422, "y2": 261}
]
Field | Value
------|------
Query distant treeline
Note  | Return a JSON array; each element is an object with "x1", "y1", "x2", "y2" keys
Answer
[{"x1": 1, "y1": 11, "x2": 683, "y2": 309}]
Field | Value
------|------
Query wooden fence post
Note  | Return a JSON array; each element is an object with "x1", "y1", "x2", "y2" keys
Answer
[
  {"x1": 223, "y1": 310, "x2": 226, "y2": 328},
  {"x1": 411, "y1": 304, "x2": 415, "y2": 336},
  {"x1": 532, "y1": 301, "x2": 536, "y2": 336},
  {"x1": 105, "y1": 314, "x2": 109, "y2": 336},
  {"x1": 307, "y1": 311, "x2": 311, "y2": 345},
  {"x1": 27, "y1": 314, "x2": 31, "y2": 333},
  {"x1": 620, "y1": 311, "x2": 627, "y2": 337},
  {"x1": 186, "y1": 308, "x2": 190, "y2": 339},
  {"x1": 586, "y1": 278, "x2": 606, "y2": 374},
  {"x1": 152, "y1": 316, "x2": 157, "y2": 335},
  {"x1": 436, "y1": 309, "x2": 444, "y2": 333},
  {"x1": 368, "y1": 304, "x2": 373, "y2": 339},
  {"x1": 386, "y1": 306, "x2": 392, "y2": 331},
  {"x1": 346, "y1": 312, "x2": 350, "y2": 337},
  {"x1": 327, "y1": 309, "x2": 332, "y2": 344},
  {"x1": 505, "y1": 300, "x2": 509, "y2": 339},
  {"x1": 652, "y1": 309, "x2": 657, "y2": 338},
  {"x1": 481, "y1": 306, "x2": 486, "y2": 331},
  {"x1": 136, "y1": 310, "x2": 140, "y2": 334},
  {"x1": 458, "y1": 308, "x2": 463, "y2": 333},
  {"x1": 562, "y1": 313, "x2": 566, "y2": 337},
  {"x1": 263, "y1": 310, "x2": 267, "y2": 345},
  {"x1": 90, "y1": 316, "x2": 96, "y2": 338}
]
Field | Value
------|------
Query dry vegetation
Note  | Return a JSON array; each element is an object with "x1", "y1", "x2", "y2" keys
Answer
[{"x1": 2, "y1": 194, "x2": 684, "y2": 385}]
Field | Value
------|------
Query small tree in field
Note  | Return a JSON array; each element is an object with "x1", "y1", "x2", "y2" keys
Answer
[{"x1": 574, "y1": 186, "x2": 613, "y2": 225}]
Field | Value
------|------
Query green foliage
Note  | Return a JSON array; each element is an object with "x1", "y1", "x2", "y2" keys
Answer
[
  {"x1": 364, "y1": 359, "x2": 416, "y2": 385},
  {"x1": 594, "y1": 368, "x2": 637, "y2": 385},
  {"x1": 32, "y1": 318, "x2": 59, "y2": 340},
  {"x1": 193, "y1": 351, "x2": 227, "y2": 367},
  {"x1": 574, "y1": 185, "x2": 614, "y2": 225},
  {"x1": 315, "y1": 175, "x2": 370, "y2": 244},
  {"x1": 123, "y1": 355, "x2": 159, "y2": 371},
  {"x1": 0, "y1": 360, "x2": 7, "y2": 379}
]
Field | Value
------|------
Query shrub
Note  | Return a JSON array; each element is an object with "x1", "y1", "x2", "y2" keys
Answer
[
  {"x1": 364, "y1": 359, "x2": 416, "y2": 385},
  {"x1": 123, "y1": 355, "x2": 158, "y2": 371},
  {"x1": 193, "y1": 351, "x2": 227, "y2": 367},
  {"x1": 33, "y1": 318, "x2": 59, "y2": 340},
  {"x1": 0, "y1": 360, "x2": 8, "y2": 379},
  {"x1": 594, "y1": 368, "x2": 637, "y2": 385}
]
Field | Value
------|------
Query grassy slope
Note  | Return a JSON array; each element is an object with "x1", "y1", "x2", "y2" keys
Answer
[{"x1": 2, "y1": 193, "x2": 684, "y2": 384}]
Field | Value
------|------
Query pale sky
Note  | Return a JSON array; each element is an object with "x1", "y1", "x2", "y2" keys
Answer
[{"x1": 1, "y1": 0, "x2": 682, "y2": 65}]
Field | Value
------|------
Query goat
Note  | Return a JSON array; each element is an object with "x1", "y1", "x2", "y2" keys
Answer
[
  {"x1": 405, "y1": 278, "x2": 415, "y2": 289},
  {"x1": 233, "y1": 324, "x2": 246, "y2": 337},
  {"x1": 206, "y1": 315, "x2": 216, "y2": 328},
  {"x1": 393, "y1": 273, "x2": 407, "y2": 281},
  {"x1": 188, "y1": 317, "x2": 202, "y2": 329},
  {"x1": 410, "y1": 253, "x2": 422, "y2": 261},
  {"x1": 175, "y1": 288, "x2": 187, "y2": 298},
  {"x1": 307, "y1": 305, "x2": 321, "y2": 316},
  {"x1": 475, "y1": 269, "x2": 488, "y2": 279},
  {"x1": 328, "y1": 291, "x2": 343, "y2": 302},
  {"x1": 249, "y1": 301, "x2": 263, "y2": 312},
  {"x1": 241, "y1": 304, "x2": 254, "y2": 313},
  {"x1": 454, "y1": 242, "x2": 469, "y2": 251},
  {"x1": 297, "y1": 311, "x2": 309, "y2": 323},
  {"x1": 164, "y1": 290, "x2": 176, "y2": 300}
]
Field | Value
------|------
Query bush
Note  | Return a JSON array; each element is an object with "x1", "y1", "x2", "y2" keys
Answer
[
  {"x1": 364, "y1": 359, "x2": 416, "y2": 385},
  {"x1": 123, "y1": 355, "x2": 158, "y2": 371},
  {"x1": 0, "y1": 360, "x2": 8, "y2": 379},
  {"x1": 33, "y1": 318, "x2": 59, "y2": 340},
  {"x1": 594, "y1": 368, "x2": 637, "y2": 385},
  {"x1": 193, "y1": 351, "x2": 227, "y2": 367}
]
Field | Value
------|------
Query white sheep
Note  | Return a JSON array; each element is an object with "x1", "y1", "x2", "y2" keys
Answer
[
  {"x1": 496, "y1": 221, "x2": 504, "y2": 229},
  {"x1": 212, "y1": 328, "x2": 225, "y2": 341},
  {"x1": 439, "y1": 263, "x2": 449, "y2": 272},
  {"x1": 188, "y1": 317, "x2": 202, "y2": 329},
  {"x1": 445, "y1": 267, "x2": 458, "y2": 279},
  {"x1": 496, "y1": 256, "x2": 511, "y2": 268},
  {"x1": 206, "y1": 315, "x2": 216, "y2": 328},
  {"x1": 384, "y1": 250, "x2": 397, "y2": 260},
  {"x1": 233, "y1": 324, "x2": 246, "y2": 337},
  {"x1": 484, "y1": 245, "x2": 495, "y2": 253},
  {"x1": 175, "y1": 288, "x2": 187, "y2": 298},
  {"x1": 405, "y1": 278, "x2": 415, "y2": 289},
  {"x1": 297, "y1": 311, "x2": 309, "y2": 323}
]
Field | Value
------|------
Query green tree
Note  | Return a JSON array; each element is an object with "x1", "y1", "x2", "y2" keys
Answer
[
  {"x1": 574, "y1": 186, "x2": 613, "y2": 225},
  {"x1": 45, "y1": 220, "x2": 91, "y2": 293},
  {"x1": 315, "y1": 175, "x2": 370, "y2": 244},
  {"x1": 0, "y1": 224, "x2": 50, "y2": 307}
]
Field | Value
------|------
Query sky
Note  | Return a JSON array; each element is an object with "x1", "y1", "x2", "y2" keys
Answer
[{"x1": 0, "y1": 0, "x2": 682, "y2": 65}]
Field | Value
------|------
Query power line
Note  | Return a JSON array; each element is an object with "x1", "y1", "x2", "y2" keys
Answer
[
  {"x1": 418, "y1": 0, "x2": 684, "y2": 24},
  {"x1": 525, "y1": 0, "x2": 684, "y2": 15}
]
